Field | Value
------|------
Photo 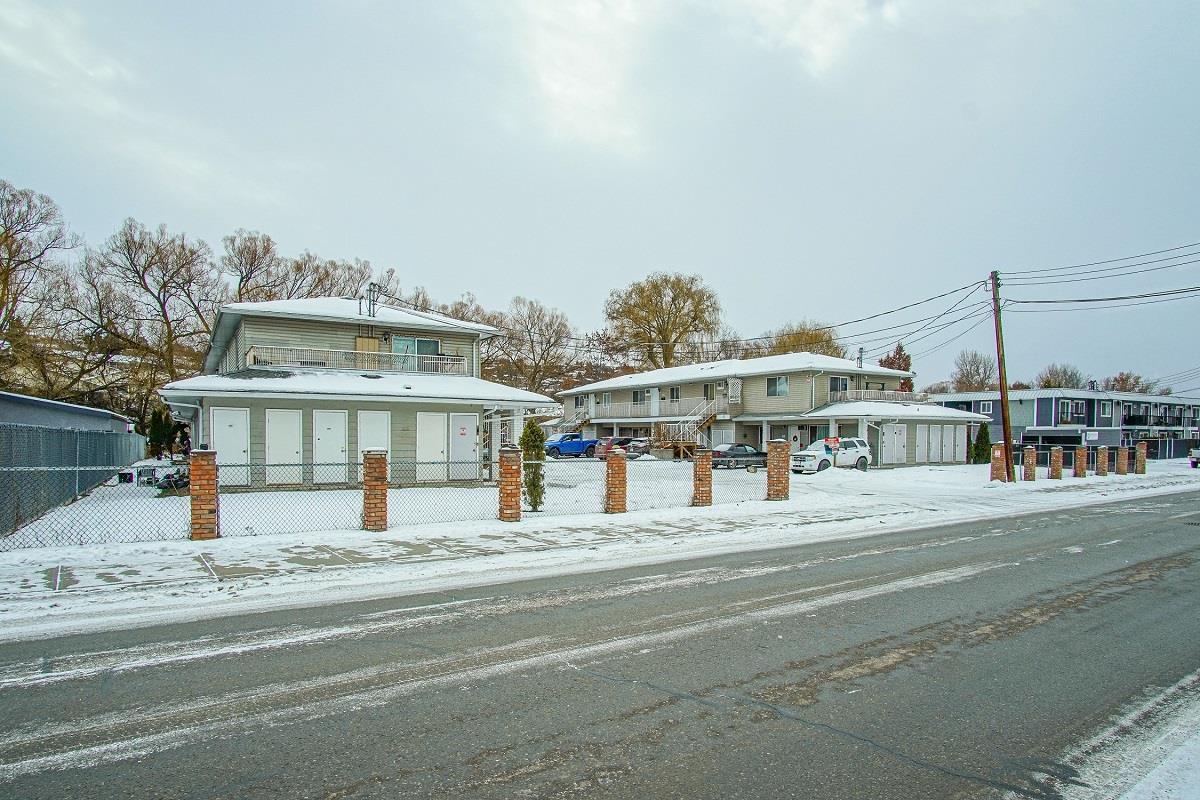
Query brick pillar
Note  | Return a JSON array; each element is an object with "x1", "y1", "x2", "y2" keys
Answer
[
  {"x1": 498, "y1": 445, "x2": 521, "y2": 522},
  {"x1": 766, "y1": 439, "x2": 790, "y2": 501},
  {"x1": 1023, "y1": 446, "x2": 1036, "y2": 482},
  {"x1": 362, "y1": 450, "x2": 388, "y2": 532},
  {"x1": 1049, "y1": 446, "x2": 1063, "y2": 480},
  {"x1": 1096, "y1": 446, "x2": 1109, "y2": 477},
  {"x1": 1135, "y1": 441, "x2": 1147, "y2": 475},
  {"x1": 692, "y1": 448, "x2": 712, "y2": 507},
  {"x1": 1074, "y1": 446, "x2": 1087, "y2": 478},
  {"x1": 189, "y1": 450, "x2": 220, "y2": 541},
  {"x1": 605, "y1": 448, "x2": 627, "y2": 513},
  {"x1": 1116, "y1": 447, "x2": 1129, "y2": 475},
  {"x1": 990, "y1": 442, "x2": 1008, "y2": 482}
]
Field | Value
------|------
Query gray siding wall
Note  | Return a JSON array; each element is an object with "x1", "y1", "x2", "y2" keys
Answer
[{"x1": 230, "y1": 317, "x2": 480, "y2": 377}]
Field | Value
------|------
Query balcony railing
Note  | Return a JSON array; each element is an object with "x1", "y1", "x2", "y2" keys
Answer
[
  {"x1": 245, "y1": 345, "x2": 467, "y2": 375},
  {"x1": 833, "y1": 390, "x2": 930, "y2": 404},
  {"x1": 592, "y1": 397, "x2": 729, "y2": 419}
]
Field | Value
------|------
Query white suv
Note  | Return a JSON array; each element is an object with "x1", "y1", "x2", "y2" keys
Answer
[{"x1": 791, "y1": 438, "x2": 873, "y2": 474}]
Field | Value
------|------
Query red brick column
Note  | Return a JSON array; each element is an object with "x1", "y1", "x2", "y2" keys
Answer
[
  {"x1": 990, "y1": 442, "x2": 1008, "y2": 482},
  {"x1": 692, "y1": 448, "x2": 712, "y2": 507},
  {"x1": 1116, "y1": 447, "x2": 1129, "y2": 475},
  {"x1": 1049, "y1": 446, "x2": 1063, "y2": 480},
  {"x1": 189, "y1": 450, "x2": 220, "y2": 541},
  {"x1": 1135, "y1": 441, "x2": 1148, "y2": 475},
  {"x1": 498, "y1": 445, "x2": 521, "y2": 522},
  {"x1": 1023, "y1": 446, "x2": 1036, "y2": 482},
  {"x1": 1074, "y1": 446, "x2": 1087, "y2": 478},
  {"x1": 605, "y1": 448, "x2": 627, "y2": 513},
  {"x1": 1096, "y1": 446, "x2": 1109, "y2": 477},
  {"x1": 766, "y1": 439, "x2": 790, "y2": 501},
  {"x1": 362, "y1": 450, "x2": 388, "y2": 532}
]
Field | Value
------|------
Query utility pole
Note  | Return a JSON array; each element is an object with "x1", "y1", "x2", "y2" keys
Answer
[{"x1": 990, "y1": 270, "x2": 1015, "y2": 482}]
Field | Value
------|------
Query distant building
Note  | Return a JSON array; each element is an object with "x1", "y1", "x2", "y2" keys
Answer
[{"x1": 0, "y1": 391, "x2": 133, "y2": 433}]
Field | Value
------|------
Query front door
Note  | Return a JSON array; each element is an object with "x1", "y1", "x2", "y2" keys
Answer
[
  {"x1": 356, "y1": 410, "x2": 391, "y2": 482},
  {"x1": 265, "y1": 409, "x2": 302, "y2": 484},
  {"x1": 928, "y1": 425, "x2": 943, "y2": 463},
  {"x1": 416, "y1": 412, "x2": 448, "y2": 481},
  {"x1": 313, "y1": 410, "x2": 348, "y2": 483},
  {"x1": 211, "y1": 407, "x2": 249, "y2": 486},
  {"x1": 915, "y1": 425, "x2": 929, "y2": 463},
  {"x1": 449, "y1": 413, "x2": 479, "y2": 480},
  {"x1": 941, "y1": 425, "x2": 956, "y2": 463}
]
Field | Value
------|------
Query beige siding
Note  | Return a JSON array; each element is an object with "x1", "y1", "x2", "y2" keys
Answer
[
  {"x1": 236, "y1": 316, "x2": 479, "y2": 376},
  {"x1": 740, "y1": 373, "x2": 817, "y2": 414}
]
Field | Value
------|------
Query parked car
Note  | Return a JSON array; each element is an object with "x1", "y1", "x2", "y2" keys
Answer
[
  {"x1": 544, "y1": 433, "x2": 599, "y2": 459},
  {"x1": 711, "y1": 443, "x2": 768, "y2": 468},
  {"x1": 792, "y1": 438, "x2": 872, "y2": 474},
  {"x1": 627, "y1": 437, "x2": 652, "y2": 458},
  {"x1": 596, "y1": 436, "x2": 634, "y2": 459}
]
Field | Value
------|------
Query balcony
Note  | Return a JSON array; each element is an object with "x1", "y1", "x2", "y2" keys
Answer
[
  {"x1": 592, "y1": 397, "x2": 729, "y2": 419},
  {"x1": 833, "y1": 390, "x2": 931, "y2": 404},
  {"x1": 245, "y1": 345, "x2": 467, "y2": 375}
]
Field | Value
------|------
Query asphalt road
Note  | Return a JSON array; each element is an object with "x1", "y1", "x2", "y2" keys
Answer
[{"x1": 2, "y1": 490, "x2": 1200, "y2": 799}]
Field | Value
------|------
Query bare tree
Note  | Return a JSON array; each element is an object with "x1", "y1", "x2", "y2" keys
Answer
[
  {"x1": 490, "y1": 297, "x2": 575, "y2": 394},
  {"x1": 220, "y1": 229, "x2": 284, "y2": 302},
  {"x1": 604, "y1": 272, "x2": 721, "y2": 369},
  {"x1": 0, "y1": 180, "x2": 77, "y2": 349},
  {"x1": 1035, "y1": 362, "x2": 1088, "y2": 389},
  {"x1": 1102, "y1": 371, "x2": 1167, "y2": 394},
  {"x1": 951, "y1": 349, "x2": 997, "y2": 392},
  {"x1": 755, "y1": 320, "x2": 847, "y2": 359},
  {"x1": 922, "y1": 380, "x2": 953, "y2": 394}
]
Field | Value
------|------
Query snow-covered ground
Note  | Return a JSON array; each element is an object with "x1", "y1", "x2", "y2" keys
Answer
[{"x1": 0, "y1": 460, "x2": 1197, "y2": 642}]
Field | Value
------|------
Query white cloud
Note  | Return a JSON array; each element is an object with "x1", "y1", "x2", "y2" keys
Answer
[
  {"x1": 514, "y1": 0, "x2": 656, "y2": 154},
  {"x1": 0, "y1": 0, "x2": 281, "y2": 206}
]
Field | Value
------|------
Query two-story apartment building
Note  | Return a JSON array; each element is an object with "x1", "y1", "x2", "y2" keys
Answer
[
  {"x1": 559, "y1": 352, "x2": 988, "y2": 466},
  {"x1": 158, "y1": 297, "x2": 554, "y2": 486},
  {"x1": 932, "y1": 388, "x2": 1200, "y2": 452}
]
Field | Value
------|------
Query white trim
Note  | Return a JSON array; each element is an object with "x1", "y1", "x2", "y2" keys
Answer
[
  {"x1": 978, "y1": 400, "x2": 992, "y2": 414},
  {"x1": 162, "y1": 389, "x2": 545, "y2": 408}
]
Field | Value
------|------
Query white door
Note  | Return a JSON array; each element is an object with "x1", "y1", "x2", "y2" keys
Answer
[
  {"x1": 313, "y1": 410, "x2": 348, "y2": 483},
  {"x1": 954, "y1": 425, "x2": 968, "y2": 462},
  {"x1": 265, "y1": 409, "x2": 302, "y2": 484},
  {"x1": 941, "y1": 425, "x2": 956, "y2": 462},
  {"x1": 928, "y1": 425, "x2": 943, "y2": 463},
  {"x1": 211, "y1": 407, "x2": 250, "y2": 486},
  {"x1": 891, "y1": 424, "x2": 908, "y2": 464},
  {"x1": 416, "y1": 412, "x2": 448, "y2": 481},
  {"x1": 449, "y1": 413, "x2": 479, "y2": 480},
  {"x1": 915, "y1": 425, "x2": 929, "y2": 463},
  {"x1": 357, "y1": 410, "x2": 391, "y2": 482}
]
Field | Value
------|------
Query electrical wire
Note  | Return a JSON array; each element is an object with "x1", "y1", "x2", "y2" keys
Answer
[
  {"x1": 1002, "y1": 255, "x2": 1200, "y2": 286},
  {"x1": 907, "y1": 307, "x2": 997, "y2": 359},
  {"x1": 1006, "y1": 291, "x2": 1200, "y2": 313},
  {"x1": 1006, "y1": 286, "x2": 1200, "y2": 305},
  {"x1": 1003, "y1": 240, "x2": 1200, "y2": 276}
]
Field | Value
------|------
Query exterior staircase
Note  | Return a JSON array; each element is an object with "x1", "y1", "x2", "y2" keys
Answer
[
  {"x1": 554, "y1": 410, "x2": 589, "y2": 433},
  {"x1": 655, "y1": 398, "x2": 720, "y2": 456}
]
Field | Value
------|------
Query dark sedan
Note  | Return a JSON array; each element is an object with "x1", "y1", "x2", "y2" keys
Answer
[{"x1": 710, "y1": 443, "x2": 768, "y2": 468}]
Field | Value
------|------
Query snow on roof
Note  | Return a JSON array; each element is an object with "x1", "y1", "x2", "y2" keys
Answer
[
  {"x1": 219, "y1": 297, "x2": 499, "y2": 336},
  {"x1": 932, "y1": 389, "x2": 1200, "y2": 404},
  {"x1": 804, "y1": 401, "x2": 991, "y2": 422},
  {"x1": 160, "y1": 369, "x2": 554, "y2": 406},
  {"x1": 561, "y1": 352, "x2": 913, "y2": 395},
  {"x1": 0, "y1": 390, "x2": 132, "y2": 423}
]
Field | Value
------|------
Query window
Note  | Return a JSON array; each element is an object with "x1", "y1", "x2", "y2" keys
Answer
[
  {"x1": 601, "y1": 392, "x2": 612, "y2": 406},
  {"x1": 979, "y1": 401, "x2": 993, "y2": 414},
  {"x1": 703, "y1": 383, "x2": 715, "y2": 401},
  {"x1": 574, "y1": 396, "x2": 586, "y2": 409},
  {"x1": 392, "y1": 336, "x2": 440, "y2": 369},
  {"x1": 829, "y1": 376, "x2": 849, "y2": 395},
  {"x1": 1071, "y1": 400, "x2": 1085, "y2": 415},
  {"x1": 1100, "y1": 401, "x2": 1112, "y2": 417},
  {"x1": 632, "y1": 389, "x2": 649, "y2": 406},
  {"x1": 767, "y1": 376, "x2": 790, "y2": 397},
  {"x1": 1059, "y1": 399, "x2": 1071, "y2": 421},
  {"x1": 668, "y1": 386, "x2": 680, "y2": 402}
]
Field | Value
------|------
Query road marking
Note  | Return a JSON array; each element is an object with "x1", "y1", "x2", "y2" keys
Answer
[{"x1": 0, "y1": 562, "x2": 1006, "y2": 781}]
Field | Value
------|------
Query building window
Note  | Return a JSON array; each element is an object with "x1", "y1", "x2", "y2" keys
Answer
[
  {"x1": 1071, "y1": 400, "x2": 1085, "y2": 415},
  {"x1": 669, "y1": 386, "x2": 680, "y2": 402},
  {"x1": 632, "y1": 389, "x2": 649, "y2": 405},
  {"x1": 1100, "y1": 400, "x2": 1112, "y2": 417},
  {"x1": 601, "y1": 392, "x2": 612, "y2": 406},
  {"x1": 574, "y1": 396, "x2": 586, "y2": 409},
  {"x1": 829, "y1": 376, "x2": 849, "y2": 395},
  {"x1": 1059, "y1": 399, "x2": 1071, "y2": 422},
  {"x1": 767, "y1": 376, "x2": 790, "y2": 397},
  {"x1": 979, "y1": 401, "x2": 993, "y2": 414},
  {"x1": 703, "y1": 383, "x2": 715, "y2": 401}
]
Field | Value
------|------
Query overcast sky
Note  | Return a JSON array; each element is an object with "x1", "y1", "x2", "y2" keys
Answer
[{"x1": 2, "y1": 0, "x2": 1198, "y2": 388}]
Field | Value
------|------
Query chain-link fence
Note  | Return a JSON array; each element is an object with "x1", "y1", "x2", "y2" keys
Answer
[
  {"x1": 389, "y1": 461, "x2": 500, "y2": 526},
  {"x1": 533, "y1": 458, "x2": 606, "y2": 516},
  {"x1": 626, "y1": 457, "x2": 694, "y2": 511},
  {"x1": 711, "y1": 459, "x2": 769, "y2": 505}
]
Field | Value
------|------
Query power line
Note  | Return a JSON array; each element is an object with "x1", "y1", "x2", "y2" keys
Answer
[
  {"x1": 907, "y1": 307, "x2": 996, "y2": 359},
  {"x1": 1002, "y1": 254, "x2": 1200, "y2": 286},
  {"x1": 1003, "y1": 239, "x2": 1200, "y2": 276},
  {"x1": 1006, "y1": 290, "x2": 1200, "y2": 313},
  {"x1": 1006, "y1": 285, "x2": 1200, "y2": 305}
]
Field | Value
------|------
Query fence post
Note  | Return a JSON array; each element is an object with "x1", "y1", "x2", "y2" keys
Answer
[
  {"x1": 1135, "y1": 442, "x2": 1148, "y2": 475},
  {"x1": 498, "y1": 445, "x2": 522, "y2": 522},
  {"x1": 605, "y1": 447, "x2": 628, "y2": 513},
  {"x1": 1074, "y1": 446, "x2": 1087, "y2": 478},
  {"x1": 189, "y1": 450, "x2": 220, "y2": 541},
  {"x1": 1096, "y1": 446, "x2": 1109, "y2": 477},
  {"x1": 1049, "y1": 446, "x2": 1063, "y2": 480},
  {"x1": 1116, "y1": 446, "x2": 1129, "y2": 475},
  {"x1": 692, "y1": 448, "x2": 712, "y2": 507},
  {"x1": 362, "y1": 450, "x2": 388, "y2": 532},
  {"x1": 990, "y1": 442, "x2": 1008, "y2": 482},
  {"x1": 1023, "y1": 446, "x2": 1036, "y2": 482},
  {"x1": 766, "y1": 439, "x2": 790, "y2": 500}
]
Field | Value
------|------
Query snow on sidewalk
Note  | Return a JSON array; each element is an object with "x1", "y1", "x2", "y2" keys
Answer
[{"x1": 0, "y1": 461, "x2": 1197, "y2": 642}]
